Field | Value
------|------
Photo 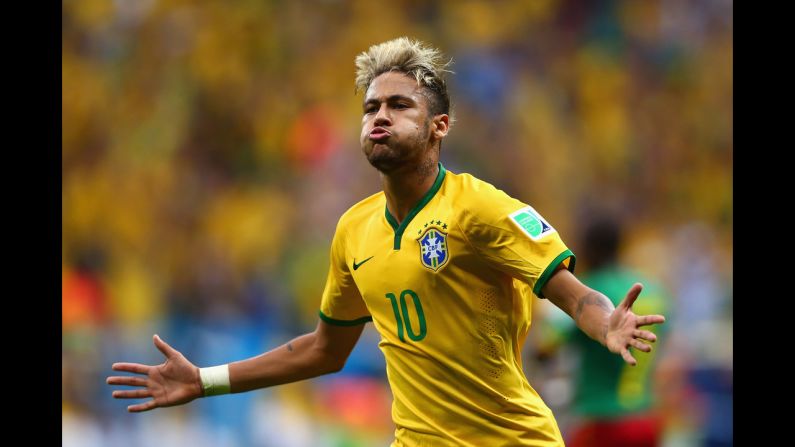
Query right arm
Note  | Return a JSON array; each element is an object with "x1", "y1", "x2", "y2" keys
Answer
[
  {"x1": 229, "y1": 319, "x2": 364, "y2": 392},
  {"x1": 106, "y1": 320, "x2": 365, "y2": 412},
  {"x1": 109, "y1": 216, "x2": 370, "y2": 412}
]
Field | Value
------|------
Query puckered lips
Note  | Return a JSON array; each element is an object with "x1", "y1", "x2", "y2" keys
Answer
[{"x1": 369, "y1": 127, "x2": 391, "y2": 142}]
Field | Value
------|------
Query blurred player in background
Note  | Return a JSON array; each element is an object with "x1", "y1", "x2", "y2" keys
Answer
[
  {"x1": 107, "y1": 37, "x2": 665, "y2": 447},
  {"x1": 535, "y1": 212, "x2": 669, "y2": 447}
]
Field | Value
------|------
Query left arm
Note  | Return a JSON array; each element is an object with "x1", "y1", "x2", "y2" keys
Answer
[{"x1": 541, "y1": 267, "x2": 666, "y2": 365}]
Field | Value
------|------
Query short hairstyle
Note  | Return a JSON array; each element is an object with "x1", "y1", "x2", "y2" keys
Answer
[{"x1": 355, "y1": 37, "x2": 454, "y2": 123}]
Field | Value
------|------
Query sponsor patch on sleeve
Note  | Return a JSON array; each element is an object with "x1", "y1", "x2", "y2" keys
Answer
[{"x1": 508, "y1": 206, "x2": 555, "y2": 241}]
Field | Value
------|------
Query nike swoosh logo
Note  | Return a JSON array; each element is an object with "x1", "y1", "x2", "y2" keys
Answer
[{"x1": 352, "y1": 256, "x2": 374, "y2": 270}]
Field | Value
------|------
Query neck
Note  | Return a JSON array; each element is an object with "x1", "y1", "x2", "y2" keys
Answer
[{"x1": 382, "y1": 159, "x2": 439, "y2": 225}]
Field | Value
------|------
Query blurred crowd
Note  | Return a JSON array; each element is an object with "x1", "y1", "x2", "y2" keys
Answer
[{"x1": 63, "y1": 0, "x2": 732, "y2": 446}]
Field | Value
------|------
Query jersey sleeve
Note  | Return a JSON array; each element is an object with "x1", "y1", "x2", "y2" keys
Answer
[
  {"x1": 318, "y1": 220, "x2": 372, "y2": 325},
  {"x1": 460, "y1": 183, "x2": 575, "y2": 298}
]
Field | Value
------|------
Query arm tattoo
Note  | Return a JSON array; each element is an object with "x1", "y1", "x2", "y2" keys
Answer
[
  {"x1": 574, "y1": 291, "x2": 613, "y2": 321},
  {"x1": 286, "y1": 342, "x2": 294, "y2": 352},
  {"x1": 574, "y1": 291, "x2": 613, "y2": 343}
]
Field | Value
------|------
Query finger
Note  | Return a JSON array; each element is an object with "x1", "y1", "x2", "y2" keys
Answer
[
  {"x1": 106, "y1": 376, "x2": 148, "y2": 387},
  {"x1": 153, "y1": 334, "x2": 178, "y2": 360},
  {"x1": 637, "y1": 315, "x2": 666, "y2": 327},
  {"x1": 619, "y1": 283, "x2": 643, "y2": 310},
  {"x1": 128, "y1": 400, "x2": 159, "y2": 413},
  {"x1": 621, "y1": 348, "x2": 637, "y2": 366},
  {"x1": 112, "y1": 363, "x2": 151, "y2": 375},
  {"x1": 629, "y1": 339, "x2": 652, "y2": 353},
  {"x1": 113, "y1": 389, "x2": 153, "y2": 399},
  {"x1": 633, "y1": 329, "x2": 657, "y2": 343}
]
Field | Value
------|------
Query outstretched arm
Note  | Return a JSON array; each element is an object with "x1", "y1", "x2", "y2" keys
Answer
[
  {"x1": 229, "y1": 319, "x2": 364, "y2": 392},
  {"x1": 106, "y1": 320, "x2": 365, "y2": 412},
  {"x1": 541, "y1": 267, "x2": 665, "y2": 365}
]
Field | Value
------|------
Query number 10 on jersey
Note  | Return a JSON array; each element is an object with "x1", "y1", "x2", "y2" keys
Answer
[{"x1": 386, "y1": 290, "x2": 427, "y2": 342}]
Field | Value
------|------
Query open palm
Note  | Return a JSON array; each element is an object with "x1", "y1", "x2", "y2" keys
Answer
[
  {"x1": 106, "y1": 334, "x2": 203, "y2": 412},
  {"x1": 605, "y1": 283, "x2": 666, "y2": 366}
]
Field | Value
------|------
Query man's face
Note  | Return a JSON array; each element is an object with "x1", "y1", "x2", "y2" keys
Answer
[{"x1": 360, "y1": 71, "x2": 434, "y2": 173}]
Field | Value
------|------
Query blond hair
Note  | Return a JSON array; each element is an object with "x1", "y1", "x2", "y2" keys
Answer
[{"x1": 355, "y1": 37, "x2": 454, "y2": 121}]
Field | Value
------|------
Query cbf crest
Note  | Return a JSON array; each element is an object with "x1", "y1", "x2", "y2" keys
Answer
[{"x1": 417, "y1": 221, "x2": 450, "y2": 272}]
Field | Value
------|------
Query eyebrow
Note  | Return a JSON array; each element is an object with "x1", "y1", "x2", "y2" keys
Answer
[{"x1": 363, "y1": 94, "x2": 416, "y2": 107}]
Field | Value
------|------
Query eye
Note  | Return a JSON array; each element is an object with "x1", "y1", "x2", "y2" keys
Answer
[{"x1": 394, "y1": 103, "x2": 409, "y2": 109}]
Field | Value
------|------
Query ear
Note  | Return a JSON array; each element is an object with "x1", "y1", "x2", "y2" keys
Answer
[{"x1": 431, "y1": 114, "x2": 450, "y2": 140}]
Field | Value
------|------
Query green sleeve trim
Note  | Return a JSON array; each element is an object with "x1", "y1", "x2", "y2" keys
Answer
[
  {"x1": 533, "y1": 249, "x2": 576, "y2": 298},
  {"x1": 318, "y1": 310, "x2": 372, "y2": 326},
  {"x1": 384, "y1": 162, "x2": 447, "y2": 250}
]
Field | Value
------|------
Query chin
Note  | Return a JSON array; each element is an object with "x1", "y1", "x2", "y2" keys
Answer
[
  {"x1": 364, "y1": 144, "x2": 402, "y2": 172},
  {"x1": 367, "y1": 155, "x2": 402, "y2": 173}
]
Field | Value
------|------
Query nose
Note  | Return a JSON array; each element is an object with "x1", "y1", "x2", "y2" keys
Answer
[{"x1": 373, "y1": 103, "x2": 392, "y2": 127}]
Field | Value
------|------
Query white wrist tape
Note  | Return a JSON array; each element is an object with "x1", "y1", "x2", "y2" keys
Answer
[{"x1": 199, "y1": 364, "x2": 231, "y2": 397}]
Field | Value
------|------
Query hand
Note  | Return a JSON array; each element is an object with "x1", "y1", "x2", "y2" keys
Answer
[
  {"x1": 605, "y1": 283, "x2": 666, "y2": 366},
  {"x1": 106, "y1": 334, "x2": 203, "y2": 412}
]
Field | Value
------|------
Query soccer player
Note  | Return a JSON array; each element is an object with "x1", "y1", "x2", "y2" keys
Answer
[
  {"x1": 107, "y1": 37, "x2": 665, "y2": 447},
  {"x1": 535, "y1": 214, "x2": 669, "y2": 447}
]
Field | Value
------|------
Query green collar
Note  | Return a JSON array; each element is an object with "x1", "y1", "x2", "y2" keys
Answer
[{"x1": 384, "y1": 163, "x2": 447, "y2": 250}]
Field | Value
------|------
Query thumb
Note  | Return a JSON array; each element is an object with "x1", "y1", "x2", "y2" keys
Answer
[
  {"x1": 153, "y1": 334, "x2": 178, "y2": 359},
  {"x1": 619, "y1": 283, "x2": 643, "y2": 310}
]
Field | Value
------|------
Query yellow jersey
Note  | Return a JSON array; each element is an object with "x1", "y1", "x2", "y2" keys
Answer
[{"x1": 319, "y1": 163, "x2": 575, "y2": 446}]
